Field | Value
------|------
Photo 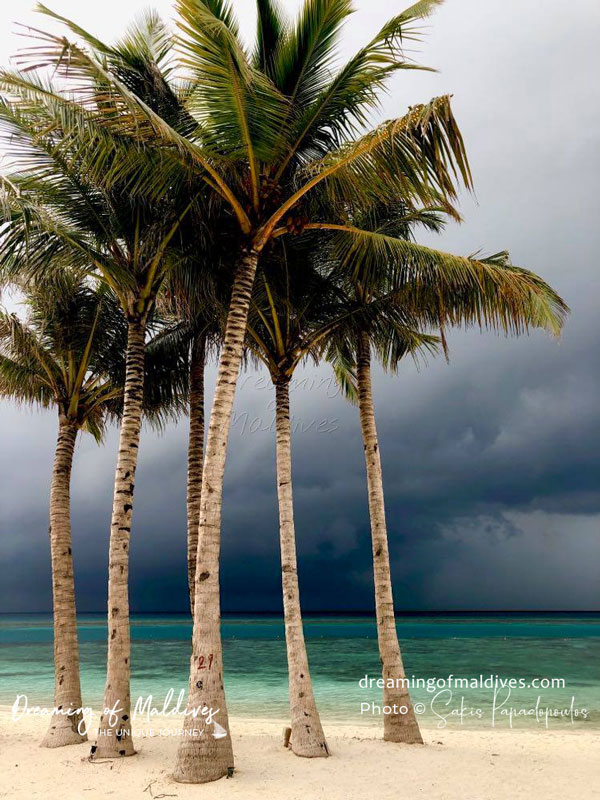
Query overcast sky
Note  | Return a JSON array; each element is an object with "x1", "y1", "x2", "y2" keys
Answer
[{"x1": 0, "y1": 0, "x2": 598, "y2": 613}]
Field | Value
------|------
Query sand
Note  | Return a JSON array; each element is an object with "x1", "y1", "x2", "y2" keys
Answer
[{"x1": 0, "y1": 711, "x2": 597, "y2": 800}]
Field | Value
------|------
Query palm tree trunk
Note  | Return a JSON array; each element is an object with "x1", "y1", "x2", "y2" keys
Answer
[
  {"x1": 92, "y1": 319, "x2": 146, "y2": 759},
  {"x1": 356, "y1": 331, "x2": 423, "y2": 744},
  {"x1": 41, "y1": 416, "x2": 87, "y2": 748},
  {"x1": 275, "y1": 379, "x2": 329, "y2": 758},
  {"x1": 187, "y1": 330, "x2": 206, "y2": 615},
  {"x1": 174, "y1": 247, "x2": 259, "y2": 784}
]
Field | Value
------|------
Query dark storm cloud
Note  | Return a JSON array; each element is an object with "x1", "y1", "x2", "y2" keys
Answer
[{"x1": 1, "y1": 0, "x2": 599, "y2": 612}]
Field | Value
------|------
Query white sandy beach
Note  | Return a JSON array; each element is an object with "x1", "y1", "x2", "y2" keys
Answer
[{"x1": 0, "y1": 711, "x2": 597, "y2": 800}]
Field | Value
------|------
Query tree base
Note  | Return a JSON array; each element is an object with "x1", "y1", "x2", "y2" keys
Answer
[
  {"x1": 173, "y1": 740, "x2": 235, "y2": 784},
  {"x1": 172, "y1": 767, "x2": 230, "y2": 784},
  {"x1": 383, "y1": 717, "x2": 424, "y2": 744},
  {"x1": 41, "y1": 717, "x2": 87, "y2": 748},
  {"x1": 289, "y1": 722, "x2": 330, "y2": 758}
]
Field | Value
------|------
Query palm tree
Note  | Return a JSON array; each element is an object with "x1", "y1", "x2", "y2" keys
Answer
[
  {"x1": 0, "y1": 14, "x2": 198, "y2": 757},
  {"x1": 0, "y1": 277, "x2": 124, "y2": 748},
  {"x1": 245, "y1": 241, "x2": 356, "y2": 757},
  {"x1": 326, "y1": 210, "x2": 569, "y2": 744},
  {"x1": 17, "y1": 1, "x2": 483, "y2": 779}
]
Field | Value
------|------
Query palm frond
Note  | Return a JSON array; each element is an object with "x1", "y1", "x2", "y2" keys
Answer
[
  {"x1": 329, "y1": 227, "x2": 569, "y2": 336},
  {"x1": 274, "y1": 0, "x2": 444, "y2": 171},
  {"x1": 327, "y1": 344, "x2": 358, "y2": 403},
  {"x1": 0, "y1": 352, "x2": 53, "y2": 407},
  {"x1": 254, "y1": 0, "x2": 288, "y2": 77},
  {"x1": 0, "y1": 310, "x2": 61, "y2": 392},
  {"x1": 272, "y1": 0, "x2": 353, "y2": 106},
  {"x1": 305, "y1": 95, "x2": 472, "y2": 207},
  {"x1": 175, "y1": 0, "x2": 290, "y2": 205}
]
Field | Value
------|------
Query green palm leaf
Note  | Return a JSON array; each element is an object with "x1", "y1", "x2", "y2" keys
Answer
[
  {"x1": 175, "y1": 0, "x2": 290, "y2": 207},
  {"x1": 271, "y1": 0, "x2": 353, "y2": 105},
  {"x1": 329, "y1": 227, "x2": 569, "y2": 336},
  {"x1": 273, "y1": 0, "x2": 444, "y2": 172},
  {"x1": 254, "y1": 0, "x2": 287, "y2": 77}
]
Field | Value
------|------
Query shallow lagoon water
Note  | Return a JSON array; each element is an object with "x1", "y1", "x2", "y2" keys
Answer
[{"x1": 1, "y1": 613, "x2": 598, "y2": 730}]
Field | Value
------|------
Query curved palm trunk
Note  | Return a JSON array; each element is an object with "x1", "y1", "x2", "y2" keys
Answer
[
  {"x1": 174, "y1": 248, "x2": 259, "y2": 784},
  {"x1": 275, "y1": 379, "x2": 329, "y2": 758},
  {"x1": 92, "y1": 319, "x2": 146, "y2": 759},
  {"x1": 186, "y1": 330, "x2": 206, "y2": 615},
  {"x1": 356, "y1": 331, "x2": 423, "y2": 744},
  {"x1": 41, "y1": 416, "x2": 87, "y2": 748}
]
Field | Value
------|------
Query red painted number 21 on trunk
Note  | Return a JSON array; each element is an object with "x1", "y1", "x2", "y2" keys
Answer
[{"x1": 197, "y1": 653, "x2": 214, "y2": 670}]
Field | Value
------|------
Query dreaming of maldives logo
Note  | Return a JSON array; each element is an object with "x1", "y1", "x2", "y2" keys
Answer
[{"x1": 11, "y1": 689, "x2": 228, "y2": 739}]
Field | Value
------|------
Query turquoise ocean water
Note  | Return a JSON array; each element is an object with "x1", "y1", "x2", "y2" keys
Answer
[{"x1": 1, "y1": 613, "x2": 598, "y2": 730}]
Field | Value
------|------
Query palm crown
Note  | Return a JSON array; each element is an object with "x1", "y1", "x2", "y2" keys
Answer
[
  {"x1": 0, "y1": 278, "x2": 124, "y2": 439},
  {"x1": 321, "y1": 204, "x2": 569, "y2": 392},
  {"x1": 0, "y1": 0, "x2": 471, "y2": 261},
  {"x1": 0, "y1": 10, "x2": 200, "y2": 323}
]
